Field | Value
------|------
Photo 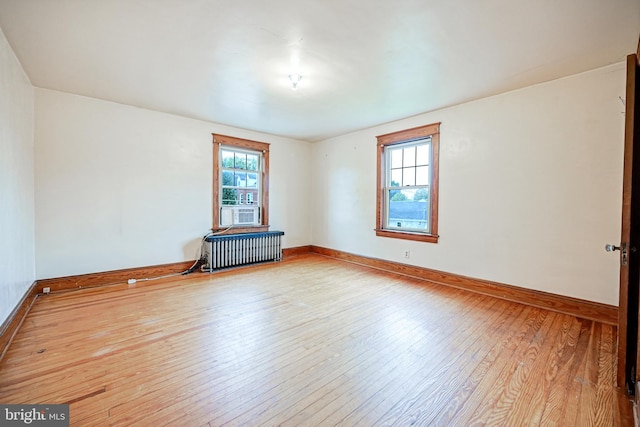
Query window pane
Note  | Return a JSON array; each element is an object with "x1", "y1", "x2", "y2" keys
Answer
[
  {"x1": 222, "y1": 170, "x2": 234, "y2": 186},
  {"x1": 413, "y1": 187, "x2": 429, "y2": 202},
  {"x1": 221, "y1": 188, "x2": 238, "y2": 205},
  {"x1": 416, "y1": 166, "x2": 429, "y2": 185},
  {"x1": 235, "y1": 153, "x2": 247, "y2": 169},
  {"x1": 247, "y1": 154, "x2": 259, "y2": 171},
  {"x1": 247, "y1": 173, "x2": 258, "y2": 188},
  {"x1": 387, "y1": 188, "x2": 429, "y2": 231},
  {"x1": 416, "y1": 144, "x2": 430, "y2": 166},
  {"x1": 222, "y1": 151, "x2": 235, "y2": 168},
  {"x1": 235, "y1": 172, "x2": 247, "y2": 187},
  {"x1": 391, "y1": 169, "x2": 402, "y2": 187},
  {"x1": 403, "y1": 146, "x2": 416, "y2": 167},
  {"x1": 390, "y1": 148, "x2": 402, "y2": 169},
  {"x1": 403, "y1": 168, "x2": 415, "y2": 186}
]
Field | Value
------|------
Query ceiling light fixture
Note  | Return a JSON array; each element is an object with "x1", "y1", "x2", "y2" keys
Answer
[{"x1": 289, "y1": 74, "x2": 302, "y2": 90}]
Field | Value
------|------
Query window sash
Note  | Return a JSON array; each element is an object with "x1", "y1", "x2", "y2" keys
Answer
[
  {"x1": 219, "y1": 146, "x2": 262, "y2": 207},
  {"x1": 383, "y1": 138, "x2": 432, "y2": 233},
  {"x1": 385, "y1": 185, "x2": 430, "y2": 232}
]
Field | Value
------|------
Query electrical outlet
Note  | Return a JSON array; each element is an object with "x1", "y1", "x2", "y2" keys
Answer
[
  {"x1": 403, "y1": 250, "x2": 410, "y2": 259},
  {"x1": 43, "y1": 287, "x2": 50, "y2": 294}
]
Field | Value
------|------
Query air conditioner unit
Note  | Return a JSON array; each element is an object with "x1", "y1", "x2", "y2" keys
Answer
[{"x1": 220, "y1": 206, "x2": 259, "y2": 226}]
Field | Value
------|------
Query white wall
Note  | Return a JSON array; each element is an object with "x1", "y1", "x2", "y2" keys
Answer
[
  {"x1": 19, "y1": 53, "x2": 629, "y2": 306},
  {"x1": 35, "y1": 89, "x2": 311, "y2": 279},
  {"x1": 0, "y1": 28, "x2": 35, "y2": 325},
  {"x1": 311, "y1": 63, "x2": 626, "y2": 306}
]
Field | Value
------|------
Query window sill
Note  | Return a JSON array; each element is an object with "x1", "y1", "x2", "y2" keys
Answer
[
  {"x1": 212, "y1": 225, "x2": 270, "y2": 235},
  {"x1": 375, "y1": 228, "x2": 439, "y2": 243}
]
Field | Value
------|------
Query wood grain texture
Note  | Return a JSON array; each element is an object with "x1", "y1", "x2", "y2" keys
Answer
[
  {"x1": 376, "y1": 122, "x2": 441, "y2": 145},
  {"x1": 36, "y1": 249, "x2": 300, "y2": 296},
  {"x1": 211, "y1": 133, "x2": 270, "y2": 233},
  {"x1": 375, "y1": 122, "x2": 440, "y2": 244},
  {"x1": 374, "y1": 228, "x2": 439, "y2": 243},
  {"x1": 617, "y1": 52, "x2": 640, "y2": 388},
  {"x1": 282, "y1": 245, "x2": 313, "y2": 257},
  {"x1": 0, "y1": 254, "x2": 629, "y2": 426},
  {"x1": 35, "y1": 260, "x2": 195, "y2": 294},
  {"x1": 310, "y1": 245, "x2": 618, "y2": 325},
  {"x1": 3, "y1": 253, "x2": 295, "y2": 359},
  {"x1": 0, "y1": 281, "x2": 38, "y2": 362}
]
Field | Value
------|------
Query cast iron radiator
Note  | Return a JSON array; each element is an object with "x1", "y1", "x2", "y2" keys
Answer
[{"x1": 202, "y1": 231, "x2": 284, "y2": 272}]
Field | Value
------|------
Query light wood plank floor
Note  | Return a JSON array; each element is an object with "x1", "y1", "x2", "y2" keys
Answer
[{"x1": 0, "y1": 254, "x2": 629, "y2": 426}]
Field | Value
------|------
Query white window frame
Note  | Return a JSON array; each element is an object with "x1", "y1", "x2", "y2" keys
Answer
[
  {"x1": 219, "y1": 146, "x2": 261, "y2": 209},
  {"x1": 383, "y1": 138, "x2": 432, "y2": 232}
]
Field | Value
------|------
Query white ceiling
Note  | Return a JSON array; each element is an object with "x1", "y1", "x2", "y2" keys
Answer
[{"x1": 0, "y1": 0, "x2": 638, "y2": 142}]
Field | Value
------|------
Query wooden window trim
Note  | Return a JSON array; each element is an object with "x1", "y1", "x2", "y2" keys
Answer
[
  {"x1": 212, "y1": 134, "x2": 270, "y2": 234},
  {"x1": 375, "y1": 123, "x2": 440, "y2": 243}
]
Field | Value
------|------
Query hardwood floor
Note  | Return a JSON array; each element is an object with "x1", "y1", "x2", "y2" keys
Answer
[{"x1": 0, "y1": 254, "x2": 630, "y2": 426}]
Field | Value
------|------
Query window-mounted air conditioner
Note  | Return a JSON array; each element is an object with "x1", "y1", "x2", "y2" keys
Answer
[{"x1": 220, "y1": 206, "x2": 259, "y2": 226}]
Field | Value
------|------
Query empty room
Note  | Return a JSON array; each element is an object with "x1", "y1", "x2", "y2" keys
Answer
[{"x1": 1, "y1": 1, "x2": 640, "y2": 426}]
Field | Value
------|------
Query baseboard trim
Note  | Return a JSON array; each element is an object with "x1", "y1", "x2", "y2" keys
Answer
[
  {"x1": 283, "y1": 245, "x2": 312, "y2": 257},
  {"x1": 0, "y1": 281, "x2": 39, "y2": 362},
  {"x1": 36, "y1": 247, "x2": 310, "y2": 294},
  {"x1": 34, "y1": 245, "x2": 312, "y2": 295},
  {"x1": 310, "y1": 245, "x2": 618, "y2": 325},
  {"x1": 36, "y1": 260, "x2": 196, "y2": 294}
]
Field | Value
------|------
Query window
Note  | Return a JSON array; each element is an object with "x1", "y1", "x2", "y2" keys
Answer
[
  {"x1": 212, "y1": 134, "x2": 270, "y2": 233},
  {"x1": 376, "y1": 123, "x2": 440, "y2": 243}
]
